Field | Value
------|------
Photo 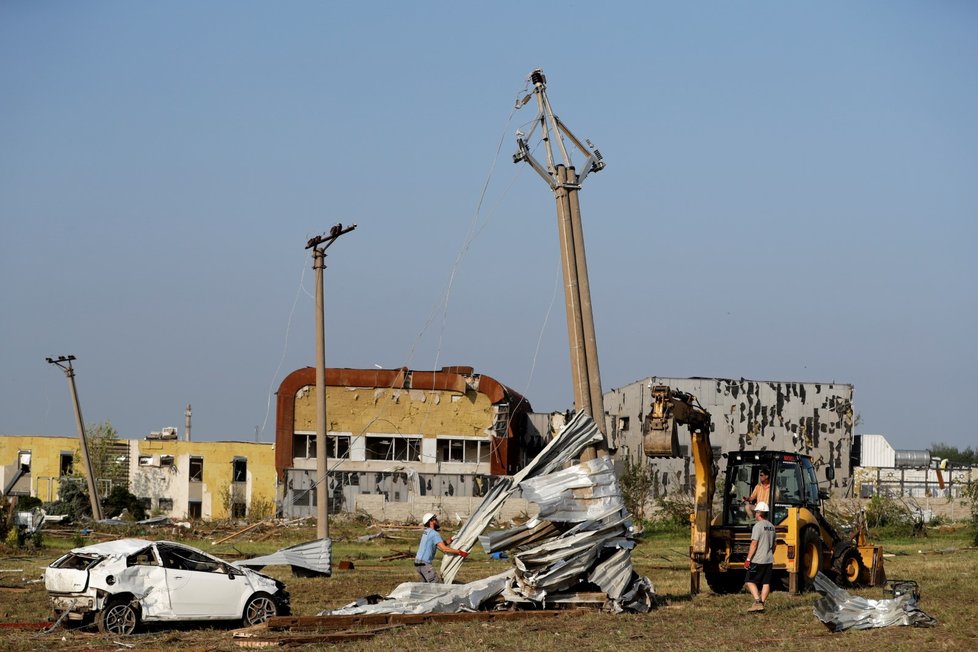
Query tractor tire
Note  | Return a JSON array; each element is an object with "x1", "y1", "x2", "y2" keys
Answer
[
  {"x1": 705, "y1": 569, "x2": 746, "y2": 595},
  {"x1": 798, "y1": 528, "x2": 824, "y2": 592},
  {"x1": 832, "y1": 546, "x2": 864, "y2": 587}
]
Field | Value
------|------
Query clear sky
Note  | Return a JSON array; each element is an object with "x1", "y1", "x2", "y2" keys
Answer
[{"x1": 1, "y1": 2, "x2": 975, "y2": 451}]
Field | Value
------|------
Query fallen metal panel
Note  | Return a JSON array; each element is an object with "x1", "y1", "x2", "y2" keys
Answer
[
  {"x1": 478, "y1": 520, "x2": 560, "y2": 553},
  {"x1": 324, "y1": 570, "x2": 514, "y2": 616},
  {"x1": 520, "y1": 457, "x2": 621, "y2": 522},
  {"x1": 812, "y1": 572, "x2": 937, "y2": 631},
  {"x1": 238, "y1": 538, "x2": 332, "y2": 576}
]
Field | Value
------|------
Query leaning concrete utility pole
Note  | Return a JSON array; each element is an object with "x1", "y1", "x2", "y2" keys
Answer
[
  {"x1": 305, "y1": 223, "x2": 356, "y2": 540},
  {"x1": 513, "y1": 69, "x2": 608, "y2": 459},
  {"x1": 45, "y1": 355, "x2": 104, "y2": 520}
]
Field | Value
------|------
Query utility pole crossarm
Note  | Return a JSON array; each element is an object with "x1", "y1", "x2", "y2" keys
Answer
[{"x1": 513, "y1": 69, "x2": 606, "y2": 190}]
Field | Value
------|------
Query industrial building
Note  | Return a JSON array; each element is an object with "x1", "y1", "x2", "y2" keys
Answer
[
  {"x1": 853, "y1": 433, "x2": 975, "y2": 508},
  {"x1": 604, "y1": 376, "x2": 855, "y2": 496}
]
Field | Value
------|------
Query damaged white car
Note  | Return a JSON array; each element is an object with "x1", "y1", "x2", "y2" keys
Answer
[{"x1": 45, "y1": 538, "x2": 290, "y2": 635}]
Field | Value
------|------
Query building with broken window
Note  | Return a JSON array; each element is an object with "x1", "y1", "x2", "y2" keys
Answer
[
  {"x1": 0, "y1": 434, "x2": 276, "y2": 520},
  {"x1": 274, "y1": 366, "x2": 544, "y2": 519},
  {"x1": 604, "y1": 376, "x2": 854, "y2": 496}
]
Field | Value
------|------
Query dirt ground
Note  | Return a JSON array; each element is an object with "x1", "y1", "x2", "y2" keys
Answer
[{"x1": 1, "y1": 519, "x2": 975, "y2": 651}]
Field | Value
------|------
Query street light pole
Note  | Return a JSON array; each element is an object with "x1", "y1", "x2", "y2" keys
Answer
[
  {"x1": 306, "y1": 224, "x2": 356, "y2": 540},
  {"x1": 45, "y1": 355, "x2": 104, "y2": 520}
]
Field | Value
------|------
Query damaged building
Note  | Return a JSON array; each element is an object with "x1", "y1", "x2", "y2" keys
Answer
[
  {"x1": 0, "y1": 433, "x2": 276, "y2": 520},
  {"x1": 274, "y1": 366, "x2": 547, "y2": 520},
  {"x1": 604, "y1": 376, "x2": 855, "y2": 496}
]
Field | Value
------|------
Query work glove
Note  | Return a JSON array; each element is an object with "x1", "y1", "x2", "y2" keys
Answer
[
  {"x1": 744, "y1": 560, "x2": 751, "y2": 570},
  {"x1": 457, "y1": 550, "x2": 469, "y2": 558}
]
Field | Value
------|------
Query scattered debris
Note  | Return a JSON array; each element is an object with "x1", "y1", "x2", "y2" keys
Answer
[
  {"x1": 238, "y1": 538, "x2": 332, "y2": 577},
  {"x1": 322, "y1": 413, "x2": 654, "y2": 616},
  {"x1": 812, "y1": 572, "x2": 937, "y2": 632},
  {"x1": 212, "y1": 521, "x2": 267, "y2": 545}
]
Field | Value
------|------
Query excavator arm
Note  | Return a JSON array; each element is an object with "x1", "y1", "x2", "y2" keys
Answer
[{"x1": 643, "y1": 386, "x2": 715, "y2": 564}]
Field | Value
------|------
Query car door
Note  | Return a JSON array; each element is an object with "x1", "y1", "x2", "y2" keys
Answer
[{"x1": 158, "y1": 543, "x2": 246, "y2": 618}]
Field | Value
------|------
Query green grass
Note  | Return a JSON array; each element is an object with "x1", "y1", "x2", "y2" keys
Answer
[{"x1": 1, "y1": 520, "x2": 975, "y2": 651}]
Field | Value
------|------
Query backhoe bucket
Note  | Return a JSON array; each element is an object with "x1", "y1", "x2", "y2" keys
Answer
[{"x1": 644, "y1": 417, "x2": 679, "y2": 457}]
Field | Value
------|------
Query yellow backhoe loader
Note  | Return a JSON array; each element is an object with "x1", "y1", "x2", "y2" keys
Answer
[{"x1": 643, "y1": 384, "x2": 885, "y2": 594}]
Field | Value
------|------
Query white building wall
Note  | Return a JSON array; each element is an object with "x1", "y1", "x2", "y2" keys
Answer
[{"x1": 859, "y1": 434, "x2": 896, "y2": 467}]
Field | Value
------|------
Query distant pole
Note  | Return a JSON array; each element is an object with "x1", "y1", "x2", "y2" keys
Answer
[
  {"x1": 46, "y1": 355, "x2": 104, "y2": 520},
  {"x1": 306, "y1": 223, "x2": 357, "y2": 540},
  {"x1": 185, "y1": 403, "x2": 192, "y2": 442}
]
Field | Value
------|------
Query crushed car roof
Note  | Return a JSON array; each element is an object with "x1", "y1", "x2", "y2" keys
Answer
[{"x1": 67, "y1": 538, "x2": 157, "y2": 556}]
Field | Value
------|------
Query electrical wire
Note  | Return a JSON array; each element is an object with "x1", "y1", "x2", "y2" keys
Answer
[{"x1": 258, "y1": 251, "x2": 310, "y2": 441}]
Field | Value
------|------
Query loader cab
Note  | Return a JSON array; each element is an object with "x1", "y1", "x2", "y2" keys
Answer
[{"x1": 721, "y1": 452, "x2": 821, "y2": 527}]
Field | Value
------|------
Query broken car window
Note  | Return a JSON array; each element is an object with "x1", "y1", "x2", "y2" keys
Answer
[{"x1": 127, "y1": 547, "x2": 159, "y2": 567}]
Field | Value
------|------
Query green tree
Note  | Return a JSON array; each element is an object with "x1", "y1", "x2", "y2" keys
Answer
[
  {"x1": 74, "y1": 420, "x2": 126, "y2": 484},
  {"x1": 928, "y1": 443, "x2": 978, "y2": 466}
]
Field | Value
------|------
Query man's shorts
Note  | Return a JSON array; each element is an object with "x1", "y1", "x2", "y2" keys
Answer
[
  {"x1": 746, "y1": 562, "x2": 773, "y2": 586},
  {"x1": 414, "y1": 561, "x2": 440, "y2": 583}
]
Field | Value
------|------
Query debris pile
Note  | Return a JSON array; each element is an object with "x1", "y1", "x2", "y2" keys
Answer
[
  {"x1": 812, "y1": 572, "x2": 937, "y2": 632},
  {"x1": 326, "y1": 412, "x2": 654, "y2": 615}
]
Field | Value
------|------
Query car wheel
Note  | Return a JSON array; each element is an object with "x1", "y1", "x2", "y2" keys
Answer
[
  {"x1": 243, "y1": 592, "x2": 279, "y2": 626},
  {"x1": 96, "y1": 596, "x2": 139, "y2": 635}
]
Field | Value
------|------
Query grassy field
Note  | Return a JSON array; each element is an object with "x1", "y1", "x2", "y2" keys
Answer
[{"x1": 1, "y1": 517, "x2": 975, "y2": 651}]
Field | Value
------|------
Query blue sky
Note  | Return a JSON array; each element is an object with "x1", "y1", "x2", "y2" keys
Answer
[{"x1": 1, "y1": 2, "x2": 975, "y2": 451}]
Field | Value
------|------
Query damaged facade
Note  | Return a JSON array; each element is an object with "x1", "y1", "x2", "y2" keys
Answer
[
  {"x1": 274, "y1": 366, "x2": 543, "y2": 518},
  {"x1": 0, "y1": 434, "x2": 276, "y2": 520},
  {"x1": 604, "y1": 377, "x2": 854, "y2": 496}
]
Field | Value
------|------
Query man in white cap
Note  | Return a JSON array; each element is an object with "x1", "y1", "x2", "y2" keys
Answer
[
  {"x1": 744, "y1": 501, "x2": 776, "y2": 612},
  {"x1": 414, "y1": 513, "x2": 469, "y2": 583}
]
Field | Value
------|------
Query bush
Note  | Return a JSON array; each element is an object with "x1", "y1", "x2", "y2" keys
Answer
[
  {"x1": 102, "y1": 486, "x2": 147, "y2": 521},
  {"x1": 864, "y1": 494, "x2": 915, "y2": 536},
  {"x1": 964, "y1": 481, "x2": 978, "y2": 546},
  {"x1": 45, "y1": 476, "x2": 92, "y2": 520},
  {"x1": 619, "y1": 458, "x2": 656, "y2": 523}
]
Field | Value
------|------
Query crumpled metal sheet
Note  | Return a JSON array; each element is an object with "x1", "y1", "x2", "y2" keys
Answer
[
  {"x1": 479, "y1": 520, "x2": 560, "y2": 553},
  {"x1": 440, "y1": 411, "x2": 603, "y2": 584},
  {"x1": 324, "y1": 570, "x2": 515, "y2": 615},
  {"x1": 511, "y1": 508, "x2": 636, "y2": 602},
  {"x1": 813, "y1": 572, "x2": 938, "y2": 631},
  {"x1": 239, "y1": 538, "x2": 332, "y2": 576},
  {"x1": 520, "y1": 457, "x2": 621, "y2": 523}
]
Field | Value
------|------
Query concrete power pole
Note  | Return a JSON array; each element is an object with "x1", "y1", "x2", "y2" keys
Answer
[
  {"x1": 513, "y1": 69, "x2": 608, "y2": 460},
  {"x1": 46, "y1": 355, "x2": 104, "y2": 520},
  {"x1": 305, "y1": 223, "x2": 356, "y2": 540}
]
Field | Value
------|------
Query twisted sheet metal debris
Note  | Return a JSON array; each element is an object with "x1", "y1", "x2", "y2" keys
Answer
[
  {"x1": 812, "y1": 572, "x2": 937, "y2": 632},
  {"x1": 239, "y1": 538, "x2": 332, "y2": 576},
  {"x1": 324, "y1": 413, "x2": 654, "y2": 616},
  {"x1": 440, "y1": 410, "x2": 605, "y2": 584}
]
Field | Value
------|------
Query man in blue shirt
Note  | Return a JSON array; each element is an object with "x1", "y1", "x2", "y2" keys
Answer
[
  {"x1": 744, "y1": 501, "x2": 776, "y2": 612},
  {"x1": 415, "y1": 512, "x2": 469, "y2": 583}
]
